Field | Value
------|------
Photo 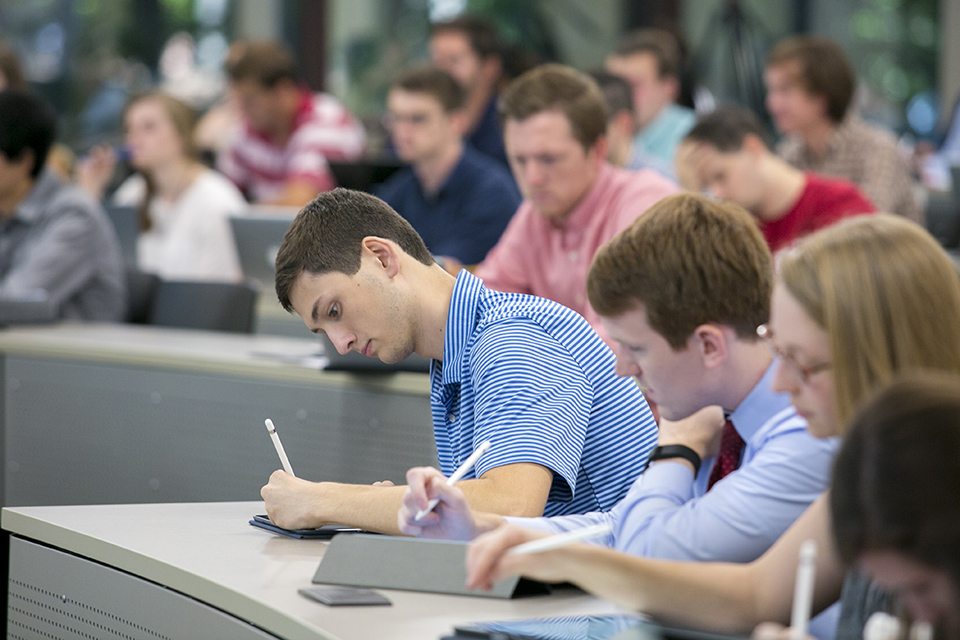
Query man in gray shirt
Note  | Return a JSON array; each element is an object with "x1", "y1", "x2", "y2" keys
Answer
[{"x1": 0, "y1": 91, "x2": 125, "y2": 323}]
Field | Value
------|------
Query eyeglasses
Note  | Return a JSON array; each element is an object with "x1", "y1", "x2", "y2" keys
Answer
[
  {"x1": 756, "y1": 324, "x2": 832, "y2": 384},
  {"x1": 382, "y1": 112, "x2": 432, "y2": 129}
]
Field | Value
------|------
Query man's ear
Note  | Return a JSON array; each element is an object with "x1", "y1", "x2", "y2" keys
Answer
[
  {"x1": 692, "y1": 324, "x2": 728, "y2": 369},
  {"x1": 741, "y1": 134, "x2": 769, "y2": 159},
  {"x1": 361, "y1": 236, "x2": 402, "y2": 278}
]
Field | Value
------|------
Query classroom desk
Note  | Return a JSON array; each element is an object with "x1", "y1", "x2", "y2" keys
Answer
[
  {"x1": 3, "y1": 501, "x2": 620, "y2": 640},
  {"x1": 0, "y1": 323, "x2": 434, "y2": 508}
]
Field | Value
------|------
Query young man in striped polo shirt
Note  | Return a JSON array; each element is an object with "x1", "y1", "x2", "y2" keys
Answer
[
  {"x1": 259, "y1": 188, "x2": 658, "y2": 535},
  {"x1": 400, "y1": 193, "x2": 837, "y2": 565}
]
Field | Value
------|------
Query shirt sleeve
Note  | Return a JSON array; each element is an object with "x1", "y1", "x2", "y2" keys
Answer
[
  {"x1": 503, "y1": 509, "x2": 618, "y2": 547},
  {"x1": 606, "y1": 424, "x2": 838, "y2": 562},
  {"x1": 473, "y1": 207, "x2": 534, "y2": 294},
  {"x1": 0, "y1": 204, "x2": 103, "y2": 318},
  {"x1": 468, "y1": 318, "x2": 593, "y2": 501}
]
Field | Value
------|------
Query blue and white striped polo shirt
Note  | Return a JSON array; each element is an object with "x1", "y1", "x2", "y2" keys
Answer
[{"x1": 431, "y1": 270, "x2": 658, "y2": 517}]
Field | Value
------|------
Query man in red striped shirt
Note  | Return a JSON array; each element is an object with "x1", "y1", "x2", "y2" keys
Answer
[{"x1": 218, "y1": 40, "x2": 366, "y2": 207}]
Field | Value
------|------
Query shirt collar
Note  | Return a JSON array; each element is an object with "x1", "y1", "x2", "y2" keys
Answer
[
  {"x1": 11, "y1": 169, "x2": 59, "y2": 225},
  {"x1": 727, "y1": 360, "x2": 793, "y2": 441},
  {"x1": 440, "y1": 269, "x2": 485, "y2": 386},
  {"x1": 418, "y1": 146, "x2": 471, "y2": 203},
  {"x1": 561, "y1": 163, "x2": 616, "y2": 231}
]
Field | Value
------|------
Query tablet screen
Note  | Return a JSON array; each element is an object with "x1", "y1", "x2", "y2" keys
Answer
[{"x1": 453, "y1": 614, "x2": 643, "y2": 640}]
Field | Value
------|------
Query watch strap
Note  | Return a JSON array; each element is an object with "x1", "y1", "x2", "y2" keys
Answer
[{"x1": 645, "y1": 444, "x2": 701, "y2": 476}]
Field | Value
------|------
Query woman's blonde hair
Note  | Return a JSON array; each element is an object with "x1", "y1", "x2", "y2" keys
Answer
[
  {"x1": 778, "y1": 214, "x2": 960, "y2": 430},
  {"x1": 124, "y1": 92, "x2": 199, "y2": 230}
]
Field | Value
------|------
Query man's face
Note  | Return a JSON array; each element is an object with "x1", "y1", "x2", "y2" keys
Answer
[
  {"x1": 763, "y1": 62, "x2": 828, "y2": 135},
  {"x1": 386, "y1": 89, "x2": 459, "y2": 165},
  {"x1": 605, "y1": 52, "x2": 676, "y2": 131},
  {"x1": 288, "y1": 255, "x2": 417, "y2": 364},
  {"x1": 503, "y1": 110, "x2": 603, "y2": 224},
  {"x1": 601, "y1": 305, "x2": 710, "y2": 421},
  {"x1": 230, "y1": 78, "x2": 285, "y2": 132},
  {"x1": 692, "y1": 142, "x2": 764, "y2": 212},
  {"x1": 429, "y1": 31, "x2": 483, "y2": 93}
]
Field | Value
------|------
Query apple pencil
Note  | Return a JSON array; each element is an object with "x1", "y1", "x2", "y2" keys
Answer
[
  {"x1": 414, "y1": 440, "x2": 492, "y2": 521},
  {"x1": 506, "y1": 522, "x2": 614, "y2": 556},
  {"x1": 264, "y1": 418, "x2": 295, "y2": 477},
  {"x1": 790, "y1": 539, "x2": 818, "y2": 640}
]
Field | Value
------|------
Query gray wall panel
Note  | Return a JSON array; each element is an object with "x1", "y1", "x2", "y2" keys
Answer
[{"x1": 4, "y1": 356, "x2": 436, "y2": 507}]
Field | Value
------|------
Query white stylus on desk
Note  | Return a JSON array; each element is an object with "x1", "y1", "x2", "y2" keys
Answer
[
  {"x1": 264, "y1": 418, "x2": 295, "y2": 477},
  {"x1": 790, "y1": 539, "x2": 818, "y2": 640},
  {"x1": 414, "y1": 440, "x2": 492, "y2": 522},
  {"x1": 506, "y1": 522, "x2": 614, "y2": 556}
]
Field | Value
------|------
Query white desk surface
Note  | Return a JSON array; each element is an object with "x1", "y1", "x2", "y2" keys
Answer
[
  {"x1": 0, "y1": 322, "x2": 430, "y2": 394},
  {"x1": 3, "y1": 502, "x2": 618, "y2": 640}
]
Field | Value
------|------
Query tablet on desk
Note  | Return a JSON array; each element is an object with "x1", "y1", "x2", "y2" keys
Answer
[
  {"x1": 249, "y1": 515, "x2": 361, "y2": 539},
  {"x1": 448, "y1": 615, "x2": 748, "y2": 640}
]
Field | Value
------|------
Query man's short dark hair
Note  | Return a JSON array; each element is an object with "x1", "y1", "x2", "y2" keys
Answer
[
  {"x1": 766, "y1": 36, "x2": 855, "y2": 124},
  {"x1": 430, "y1": 15, "x2": 503, "y2": 61},
  {"x1": 275, "y1": 189, "x2": 435, "y2": 312},
  {"x1": 391, "y1": 65, "x2": 465, "y2": 113},
  {"x1": 685, "y1": 106, "x2": 770, "y2": 152},
  {"x1": 611, "y1": 28, "x2": 684, "y2": 80},
  {"x1": 225, "y1": 40, "x2": 298, "y2": 88},
  {"x1": 499, "y1": 64, "x2": 607, "y2": 151},
  {"x1": 587, "y1": 69, "x2": 635, "y2": 120},
  {"x1": 0, "y1": 91, "x2": 56, "y2": 179}
]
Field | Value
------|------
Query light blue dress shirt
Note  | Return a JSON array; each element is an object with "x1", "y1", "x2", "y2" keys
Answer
[
  {"x1": 635, "y1": 103, "x2": 696, "y2": 166},
  {"x1": 505, "y1": 362, "x2": 839, "y2": 562}
]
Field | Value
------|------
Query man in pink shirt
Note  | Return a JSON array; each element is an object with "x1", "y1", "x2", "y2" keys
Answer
[{"x1": 475, "y1": 64, "x2": 678, "y2": 345}]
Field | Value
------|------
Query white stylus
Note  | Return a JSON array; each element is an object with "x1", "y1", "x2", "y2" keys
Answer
[
  {"x1": 264, "y1": 418, "x2": 295, "y2": 477},
  {"x1": 790, "y1": 539, "x2": 818, "y2": 640},
  {"x1": 506, "y1": 522, "x2": 614, "y2": 556},
  {"x1": 414, "y1": 440, "x2": 492, "y2": 521}
]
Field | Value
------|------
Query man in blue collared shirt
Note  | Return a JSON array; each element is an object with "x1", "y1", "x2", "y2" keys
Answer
[
  {"x1": 400, "y1": 193, "x2": 837, "y2": 566},
  {"x1": 377, "y1": 66, "x2": 520, "y2": 267},
  {"x1": 260, "y1": 188, "x2": 658, "y2": 535}
]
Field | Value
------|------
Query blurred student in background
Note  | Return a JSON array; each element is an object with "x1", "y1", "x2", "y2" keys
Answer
[
  {"x1": 429, "y1": 16, "x2": 510, "y2": 168},
  {"x1": 0, "y1": 91, "x2": 125, "y2": 323},
  {"x1": 78, "y1": 92, "x2": 245, "y2": 282},
  {"x1": 587, "y1": 69, "x2": 676, "y2": 180},
  {"x1": 605, "y1": 29, "x2": 695, "y2": 167},
  {"x1": 377, "y1": 66, "x2": 519, "y2": 268},
  {"x1": 764, "y1": 36, "x2": 921, "y2": 224},
  {"x1": 219, "y1": 40, "x2": 366, "y2": 206},
  {"x1": 676, "y1": 105, "x2": 874, "y2": 252}
]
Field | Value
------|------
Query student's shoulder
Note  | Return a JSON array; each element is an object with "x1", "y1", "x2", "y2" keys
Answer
[{"x1": 472, "y1": 293, "x2": 598, "y2": 352}]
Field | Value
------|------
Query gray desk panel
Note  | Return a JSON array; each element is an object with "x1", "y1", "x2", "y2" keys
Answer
[
  {"x1": 9, "y1": 537, "x2": 281, "y2": 640},
  {"x1": 3, "y1": 502, "x2": 620, "y2": 640},
  {"x1": 4, "y1": 355, "x2": 436, "y2": 507}
]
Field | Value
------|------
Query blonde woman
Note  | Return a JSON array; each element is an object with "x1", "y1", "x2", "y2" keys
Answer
[
  {"x1": 79, "y1": 92, "x2": 245, "y2": 282},
  {"x1": 464, "y1": 214, "x2": 960, "y2": 638}
]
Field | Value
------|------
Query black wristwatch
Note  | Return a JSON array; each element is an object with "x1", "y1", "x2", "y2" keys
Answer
[{"x1": 645, "y1": 444, "x2": 701, "y2": 475}]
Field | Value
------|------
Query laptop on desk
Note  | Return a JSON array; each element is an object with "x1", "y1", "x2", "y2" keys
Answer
[
  {"x1": 319, "y1": 334, "x2": 431, "y2": 373},
  {"x1": 229, "y1": 214, "x2": 295, "y2": 291}
]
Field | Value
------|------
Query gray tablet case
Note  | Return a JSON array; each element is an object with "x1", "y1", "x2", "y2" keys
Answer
[{"x1": 312, "y1": 534, "x2": 549, "y2": 599}]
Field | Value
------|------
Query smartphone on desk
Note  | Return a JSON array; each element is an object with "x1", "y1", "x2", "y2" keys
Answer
[{"x1": 249, "y1": 515, "x2": 362, "y2": 539}]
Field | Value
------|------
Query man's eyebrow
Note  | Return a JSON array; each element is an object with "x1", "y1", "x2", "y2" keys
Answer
[{"x1": 311, "y1": 298, "x2": 322, "y2": 324}]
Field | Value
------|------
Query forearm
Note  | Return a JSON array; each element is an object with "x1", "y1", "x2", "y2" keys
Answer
[
  {"x1": 309, "y1": 483, "x2": 409, "y2": 535},
  {"x1": 558, "y1": 546, "x2": 765, "y2": 631}
]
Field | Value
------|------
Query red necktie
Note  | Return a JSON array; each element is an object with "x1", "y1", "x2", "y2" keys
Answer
[{"x1": 707, "y1": 419, "x2": 744, "y2": 490}]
